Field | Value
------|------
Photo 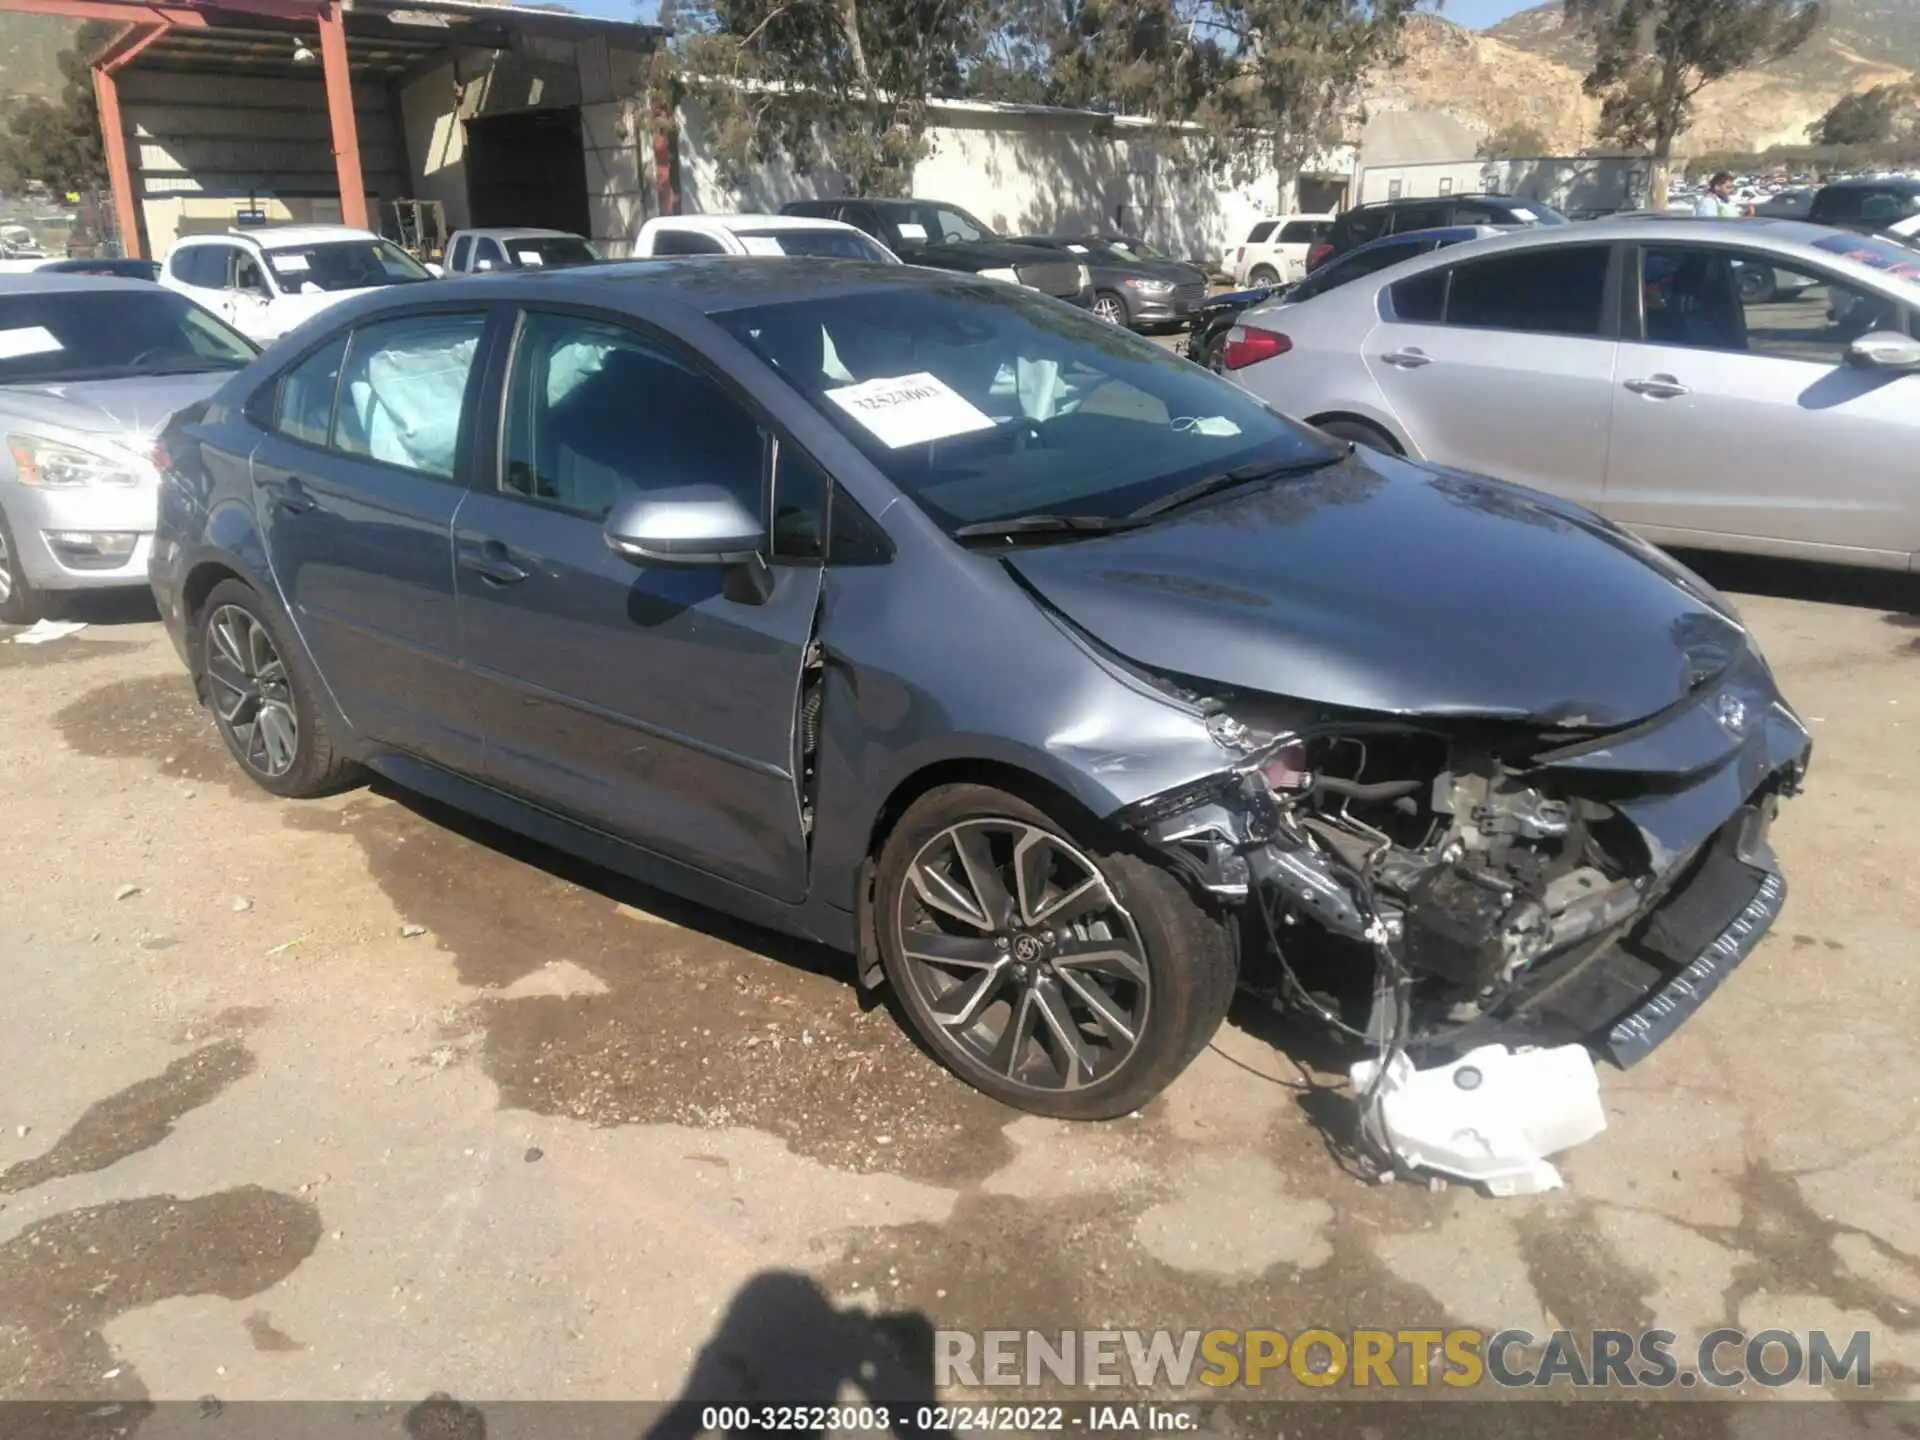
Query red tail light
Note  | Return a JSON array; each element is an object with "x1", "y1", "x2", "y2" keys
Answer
[
  {"x1": 1305, "y1": 241, "x2": 1334, "y2": 271},
  {"x1": 1222, "y1": 324, "x2": 1291, "y2": 370}
]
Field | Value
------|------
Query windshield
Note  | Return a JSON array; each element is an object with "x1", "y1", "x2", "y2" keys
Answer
[
  {"x1": 1813, "y1": 231, "x2": 1920, "y2": 286},
  {"x1": 1102, "y1": 235, "x2": 1170, "y2": 261},
  {"x1": 502, "y1": 235, "x2": 598, "y2": 268},
  {"x1": 716, "y1": 283, "x2": 1339, "y2": 533},
  {"x1": 741, "y1": 229, "x2": 896, "y2": 263},
  {"x1": 0, "y1": 288, "x2": 256, "y2": 384},
  {"x1": 889, "y1": 203, "x2": 994, "y2": 246},
  {"x1": 261, "y1": 238, "x2": 431, "y2": 293}
]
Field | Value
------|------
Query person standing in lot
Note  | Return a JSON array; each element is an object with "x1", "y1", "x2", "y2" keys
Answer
[{"x1": 1695, "y1": 172, "x2": 1741, "y2": 218}]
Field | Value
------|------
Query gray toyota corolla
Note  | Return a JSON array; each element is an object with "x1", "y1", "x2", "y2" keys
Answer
[{"x1": 152, "y1": 259, "x2": 1810, "y2": 1144}]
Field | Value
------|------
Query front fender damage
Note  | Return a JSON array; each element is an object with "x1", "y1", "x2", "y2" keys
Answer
[{"x1": 1113, "y1": 687, "x2": 1811, "y2": 1197}]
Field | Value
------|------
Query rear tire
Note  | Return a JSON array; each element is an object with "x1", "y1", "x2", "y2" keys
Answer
[
  {"x1": 0, "y1": 504, "x2": 47, "y2": 627},
  {"x1": 1249, "y1": 264, "x2": 1280, "y2": 286},
  {"x1": 198, "y1": 578, "x2": 357, "y2": 798},
  {"x1": 1314, "y1": 417, "x2": 1403, "y2": 455},
  {"x1": 875, "y1": 783, "x2": 1238, "y2": 1120}
]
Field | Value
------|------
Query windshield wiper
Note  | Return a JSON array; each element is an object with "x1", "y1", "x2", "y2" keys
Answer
[
  {"x1": 1126, "y1": 452, "x2": 1348, "y2": 522},
  {"x1": 952, "y1": 512, "x2": 1150, "y2": 542}
]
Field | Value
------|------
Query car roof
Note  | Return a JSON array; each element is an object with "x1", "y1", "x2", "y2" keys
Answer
[
  {"x1": 0, "y1": 273, "x2": 172, "y2": 294},
  {"x1": 389, "y1": 256, "x2": 979, "y2": 315},
  {"x1": 654, "y1": 213, "x2": 868, "y2": 234},
  {"x1": 1819, "y1": 176, "x2": 1920, "y2": 192},
  {"x1": 455, "y1": 227, "x2": 581, "y2": 240},
  {"x1": 211, "y1": 225, "x2": 379, "y2": 248}
]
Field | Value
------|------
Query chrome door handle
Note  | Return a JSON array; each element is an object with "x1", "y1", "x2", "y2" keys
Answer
[
  {"x1": 1380, "y1": 348, "x2": 1431, "y2": 368},
  {"x1": 459, "y1": 542, "x2": 529, "y2": 586},
  {"x1": 1625, "y1": 375, "x2": 1690, "y2": 398}
]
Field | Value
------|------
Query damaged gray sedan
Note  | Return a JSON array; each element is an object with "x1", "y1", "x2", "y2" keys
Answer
[{"x1": 152, "y1": 261, "x2": 1810, "y2": 1179}]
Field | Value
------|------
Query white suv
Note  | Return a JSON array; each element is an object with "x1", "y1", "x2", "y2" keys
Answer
[
  {"x1": 159, "y1": 225, "x2": 434, "y2": 344},
  {"x1": 634, "y1": 213, "x2": 900, "y2": 262},
  {"x1": 1227, "y1": 214, "x2": 1333, "y2": 286}
]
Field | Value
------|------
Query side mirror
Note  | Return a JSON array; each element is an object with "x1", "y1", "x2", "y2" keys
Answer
[
  {"x1": 1848, "y1": 331, "x2": 1920, "y2": 373},
  {"x1": 603, "y1": 485, "x2": 764, "y2": 566}
]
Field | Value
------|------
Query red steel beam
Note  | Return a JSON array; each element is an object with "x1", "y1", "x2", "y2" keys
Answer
[
  {"x1": 317, "y1": 0, "x2": 368, "y2": 229},
  {"x1": 90, "y1": 62, "x2": 145, "y2": 258},
  {"x1": 95, "y1": 20, "x2": 170, "y2": 71},
  {"x1": 0, "y1": 0, "x2": 324, "y2": 21}
]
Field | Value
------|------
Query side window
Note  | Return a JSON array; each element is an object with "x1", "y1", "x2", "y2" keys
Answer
[
  {"x1": 1276, "y1": 220, "x2": 1322, "y2": 243},
  {"x1": 1452, "y1": 199, "x2": 1500, "y2": 224},
  {"x1": 1642, "y1": 245, "x2": 1902, "y2": 364},
  {"x1": 476, "y1": 238, "x2": 507, "y2": 269},
  {"x1": 502, "y1": 311, "x2": 767, "y2": 522},
  {"x1": 652, "y1": 229, "x2": 726, "y2": 257},
  {"x1": 167, "y1": 246, "x2": 200, "y2": 284},
  {"x1": 1388, "y1": 268, "x2": 1447, "y2": 323},
  {"x1": 1444, "y1": 245, "x2": 1609, "y2": 337},
  {"x1": 272, "y1": 335, "x2": 347, "y2": 446},
  {"x1": 182, "y1": 245, "x2": 228, "y2": 288},
  {"x1": 332, "y1": 313, "x2": 485, "y2": 478},
  {"x1": 1390, "y1": 204, "x2": 1448, "y2": 233},
  {"x1": 1247, "y1": 220, "x2": 1279, "y2": 244},
  {"x1": 450, "y1": 236, "x2": 473, "y2": 272},
  {"x1": 1811, "y1": 190, "x2": 1858, "y2": 224},
  {"x1": 232, "y1": 250, "x2": 269, "y2": 294}
]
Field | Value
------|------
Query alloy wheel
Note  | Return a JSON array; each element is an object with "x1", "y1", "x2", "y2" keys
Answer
[
  {"x1": 895, "y1": 819, "x2": 1150, "y2": 1092},
  {"x1": 204, "y1": 603, "x2": 299, "y2": 778},
  {"x1": 1092, "y1": 295, "x2": 1125, "y2": 325}
]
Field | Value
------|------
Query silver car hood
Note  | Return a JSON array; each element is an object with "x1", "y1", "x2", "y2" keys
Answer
[{"x1": 0, "y1": 371, "x2": 234, "y2": 439}]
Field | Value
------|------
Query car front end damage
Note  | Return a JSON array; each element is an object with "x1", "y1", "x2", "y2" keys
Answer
[{"x1": 1112, "y1": 639, "x2": 1810, "y2": 1194}]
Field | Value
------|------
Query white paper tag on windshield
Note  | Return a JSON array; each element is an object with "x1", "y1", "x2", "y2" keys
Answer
[
  {"x1": 1066, "y1": 243, "x2": 1089, "y2": 253},
  {"x1": 0, "y1": 325, "x2": 62, "y2": 360},
  {"x1": 269, "y1": 252, "x2": 309, "y2": 274},
  {"x1": 895, "y1": 222, "x2": 928, "y2": 242},
  {"x1": 739, "y1": 236, "x2": 784, "y2": 256},
  {"x1": 826, "y1": 372, "x2": 995, "y2": 448},
  {"x1": 1508, "y1": 206, "x2": 1536, "y2": 221},
  {"x1": 516, "y1": 250, "x2": 545, "y2": 266}
]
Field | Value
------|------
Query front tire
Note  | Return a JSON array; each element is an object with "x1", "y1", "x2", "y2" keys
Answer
[
  {"x1": 875, "y1": 784, "x2": 1237, "y2": 1119},
  {"x1": 1314, "y1": 417, "x2": 1403, "y2": 455},
  {"x1": 1091, "y1": 290, "x2": 1129, "y2": 327},
  {"x1": 198, "y1": 578, "x2": 357, "y2": 798},
  {"x1": 0, "y1": 505, "x2": 47, "y2": 626}
]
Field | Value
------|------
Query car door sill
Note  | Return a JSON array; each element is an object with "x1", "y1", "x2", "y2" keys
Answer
[
  {"x1": 1620, "y1": 522, "x2": 1911, "y2": 572},
  {"x1": 361, "y1": 750, "x2": 851, "y2": 952}
]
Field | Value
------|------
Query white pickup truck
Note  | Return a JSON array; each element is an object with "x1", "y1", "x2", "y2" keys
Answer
[
  {"x1": 1226, "y1": 213, "x2": 1333, "y2": 286},
  {"x1": 633, "y1": 213, "x2": 899, "y2": 262}
]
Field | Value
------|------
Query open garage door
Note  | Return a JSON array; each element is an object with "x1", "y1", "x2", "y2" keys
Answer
[{"x1": 464, "y1": 109, "x2": 591, "y2": 237}]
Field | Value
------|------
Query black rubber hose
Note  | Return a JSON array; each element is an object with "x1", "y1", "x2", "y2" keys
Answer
[{"x1": 1310, "y1": 775, "x2": 1423, "y2": 802}]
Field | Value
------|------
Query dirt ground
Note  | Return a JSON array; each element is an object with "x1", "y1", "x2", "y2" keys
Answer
[{"x1": 3, "y1": 554, "x2": 1920, "y2": 1427}]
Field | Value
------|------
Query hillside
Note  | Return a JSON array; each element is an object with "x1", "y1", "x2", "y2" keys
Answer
[
  {"x1": 1369, "y1": 1, "x2": 1919, "y2": 158},
  {"x1": 0, "y1": 14, "x2": 79, "y2": 104}
]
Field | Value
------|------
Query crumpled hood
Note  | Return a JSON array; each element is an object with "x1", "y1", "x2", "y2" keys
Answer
[
  {"x1": 1005, "y1": 450, "x2": 1748, "y2": 729},
  {"x1": 0, "y1": 370, "x2": 233, "y2": 439}
]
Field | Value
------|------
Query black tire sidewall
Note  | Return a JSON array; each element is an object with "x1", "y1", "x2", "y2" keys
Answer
[
  {"x1": 199, "y1": 578, "x2": 337, "y2": 798},
  {"x1": 1249, "y1": 266, "x2": 1280, "y2": 286},
  {"x1": 875, "y1": 783, "x2": 1232, "y2": 1120},
  {"x1": 0, "y1": 503, "x2": 46, "y2": 627}
]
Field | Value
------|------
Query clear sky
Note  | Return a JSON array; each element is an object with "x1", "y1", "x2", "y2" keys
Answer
[{"x1": 569, "y1": 0, "x2": 1544, "y2": 28}]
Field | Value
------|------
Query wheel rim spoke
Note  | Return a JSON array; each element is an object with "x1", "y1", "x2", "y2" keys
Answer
[
  {"x1": 1058, "y1": 968, "x2": 1137, "y2": 1046},
  {"x1": 909, "y1": 858, "x2": 991, "y2": 932},
  {"x1": 1032, "y1": 982, "x2": 1095, "y2": 1089},
  {"x1": 952, "y1": 826, "x2": 1015, "y2": 930},
  {"x1": 1052, "y1": 935, "x2": 1150, "y2": 985},
  {"x1": 258, "y1": 704, "x2": 297, "y2": 774},
  {"x1": 987, "y1": 988, "x2": 1038, "y2": 1077},
  {"x1": 932, "y1": 962, "x2": 1010, "y2": 1029},
  {"x1": 901, "y1": 929, "x2": 1002, "y2": 968},
  {"x1": 1030, "y1": 874, "x2": 1106, "y2": 928}
]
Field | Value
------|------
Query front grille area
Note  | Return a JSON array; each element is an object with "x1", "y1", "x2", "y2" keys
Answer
[
  {"x1": 1016, "y1": 260, "x2": 1082, "y2": 297},
  {"x1": 1169, "y1": 280, "x2": 1207, "y2": 310}
]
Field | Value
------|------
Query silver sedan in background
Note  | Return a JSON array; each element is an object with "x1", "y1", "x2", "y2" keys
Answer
[
  {"x1": 0, "y1": 276, "x2": 256, "y2": 622},
  {"x1": 1222, "y1": 217, "x2": 1920, "y2": 571}
]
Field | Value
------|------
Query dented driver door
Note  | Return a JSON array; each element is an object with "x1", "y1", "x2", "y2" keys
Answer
[{"x1": 452, "y1": 308, "x2": 824, "y2": 903}]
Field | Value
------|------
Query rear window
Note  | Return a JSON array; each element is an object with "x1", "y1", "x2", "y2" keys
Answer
[
  {"x1": 1441, "y1": 245, "x2": 1609, "y2": 336},
  {"x1": 1246, "y1": 221, "x2": 1280, "y2": 244},
  {"x1": 1289, "y1": 238, "x2": 1431, "y2": 304},
  {"x1": 737, "y1": 228, "x2": 896, "y2": 262},
  {"x1": 1338, "y1": 208, "x2": 1392, "y2": 247}
]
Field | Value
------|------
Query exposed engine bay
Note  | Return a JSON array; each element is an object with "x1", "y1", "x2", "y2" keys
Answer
[{"x1": 1116, "y1": 678, "x2": 1808, "y2": 1195}]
